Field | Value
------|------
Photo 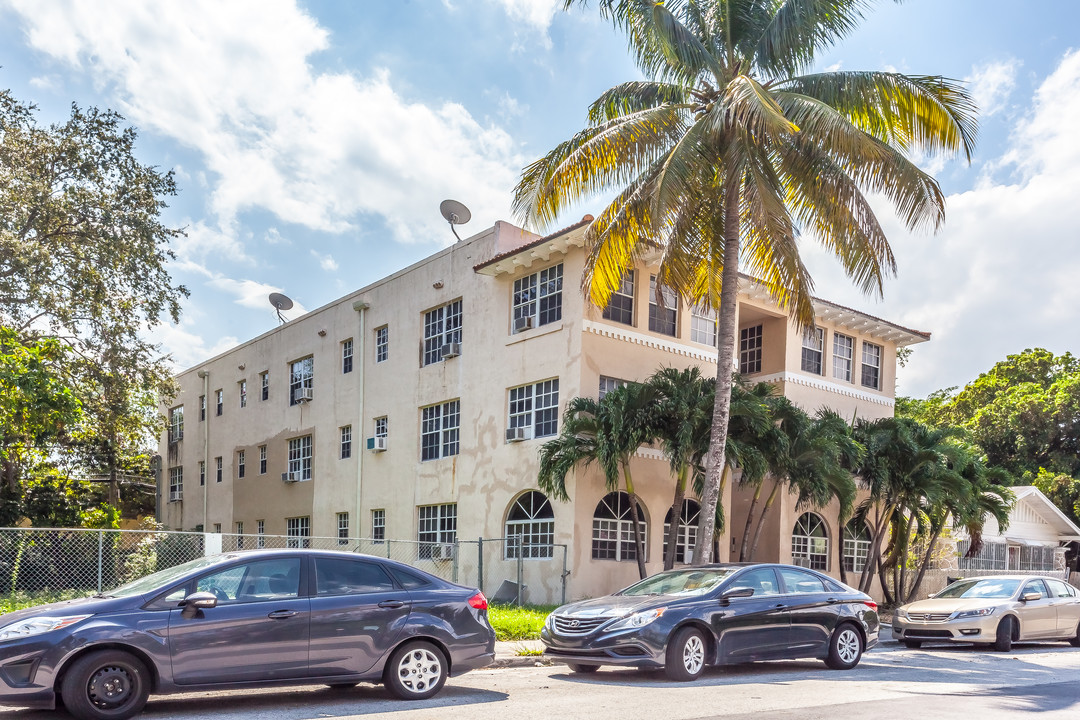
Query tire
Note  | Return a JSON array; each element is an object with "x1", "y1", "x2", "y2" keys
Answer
[
  {"x1": 1069, "y1": 621, "x2": 1080, "y2": 648},
  {"x1": 825, "y1": 624, "x2": 864, "y2": 670},
  {"x1": 903, "y1": 640, "x2": 922, "y2": 649},
  {"x1": 60, "y1": 649, "x2": 150, "y2": 720},
  {"x1": 664, "y1": 627, "x2": 707, "y2": 682},
  {"x1": 994, "y1": 617, "x2": 1015, "y2": 652},
  {"x1": 384, "y1": 641, "x2": 448, "y2": 700},
  {"x1": 566, "y1": 663, "x2": 600, "y2": 674}
]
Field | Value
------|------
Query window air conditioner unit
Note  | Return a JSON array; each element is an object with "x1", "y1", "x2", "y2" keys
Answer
[
  {"x1": 505, "y1": 427, "x2": 531, "y2": 443},
  {"x1": 440, "y1": 342, "x2": 461, "y2": 359},
  {"x1": 367, "y1": 436, "x2": 388, "y2": 452},
  {"x1": 170, "y1": 492, "x2": 182, "y2": 502},
  {"x1": 432, "y1": 543, "x2": 455, "y2": 561},
  {"x1": 281, "y1": 471, "x2": 302, "y2": 483},
  {"x1": 293, "y1": 387, "x2": 314, "y2": 403},
  {"x1": 513, "y1": 316, "x2": 534, "y2": 333}
]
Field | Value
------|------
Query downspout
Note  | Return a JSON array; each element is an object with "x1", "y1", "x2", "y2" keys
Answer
[
  {"x1": 197, "y1": 369, "x2": 209, "y2": 531},
  {"x1": 352, "y1": 301, "x2": 370, "y2": 541}
]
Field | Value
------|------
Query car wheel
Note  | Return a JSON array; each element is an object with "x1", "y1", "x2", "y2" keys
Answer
[
  {"x1": 903, "y1": 640, "x2": 922, "y2": 649},
  {"x1": 994, "y1": 617, "x2": 1015, "y2": 652},
  {"x1": 60, "y1": 649, "x2": 150, "y2": 720},
  {"x1": 664, "y1": 626, "x2": 706, "y2": 682},
  {"x1": 566, "y1": 663, "x2": 600, "y2": 674},
  {"x1": 825, "y1": 624, "x2": 864, "y2": 670},
  {"x1": 384, "y1": 641, "x2": 448, "y2": 700},
  {"x1": 1069, "y1": 620, "x2": 1080, "y2": 648}
]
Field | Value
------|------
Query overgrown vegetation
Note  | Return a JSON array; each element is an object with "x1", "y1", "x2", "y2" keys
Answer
[
  {"x1": 0, "y1": 588, "x2": 86, "y2": 615},
  {"x1": 487, "y1": 603, "x2": 557, "y2": 641}
]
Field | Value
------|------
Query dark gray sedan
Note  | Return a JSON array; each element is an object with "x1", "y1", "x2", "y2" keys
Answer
[
  {"x1": 0, "y1": 549, "x2": 495, "y2": 720},
  {"x1": 542, "y1": 563, "x2": 878, "y2": 681}
]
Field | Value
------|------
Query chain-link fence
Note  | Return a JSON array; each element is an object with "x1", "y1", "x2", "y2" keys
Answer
[{"x1": 0, "y1": 528, "x2": 568, "y2": 605}]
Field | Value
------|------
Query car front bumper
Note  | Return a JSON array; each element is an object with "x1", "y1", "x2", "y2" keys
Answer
[
  {"x1": 892, "y1": 615, "x2": 999, "y2": 643},
  {"x1": 540, "y1": 626, "x2": 665, "y2": 668},
  {"x1": 0, "y1": 638, "x2": 61, "y2": 710}
]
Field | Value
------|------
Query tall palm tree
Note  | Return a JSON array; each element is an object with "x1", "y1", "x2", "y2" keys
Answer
[
  {"x1": 514, "y1": 0, "x2": 976, "y2": 564},
  {"x1": 537, "y1": 382, "x2": 658, "y2": 578}
]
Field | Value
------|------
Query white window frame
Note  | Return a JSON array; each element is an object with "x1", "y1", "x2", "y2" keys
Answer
[
  {"x1": 239, "y1": 380, "x2": 247, "y2": 408},
  {"x1": 423, "y1": 299, "x2": 462, "y2": 366},
  {"x1": 256, "y1": 519, "x2": 265, "y2": 548},
  {"x1": 591, "y1": 492, "x2": 647, "y2": 562},
  {"x1": 843, "y1": 520, "x2": 871, "y2": 573},
  {"x1": 286, "y1": 516, "x2": 311, "y2": 548},
  {"x1": 375, "y1": 325, "x2": 389, "y2": 363},
  {"x1": 374, "y1": 416, "x2": 388, "y2": 439},
  {"x1": 420, "y1": 400, "x2": 460, "y2": 461},
  {"x1": 418, "y1": 503, "x2": 457, "y2": 560},
  {"x1": 168, "y1": 406, "x2": 184, "y2": 443},
  {"x1": 168, "y1": 467, "x2": 183, "y2": 501},
  {"x1": 337, "y1": 512, "x2": 349, "y2": 545},
  {"x1": 663, "y1": 499, "x2": 700, "y2": 565},
  {"x1": 861, "y1": 341, "x2": 882, "y2": 390},
  {"x1": 690, "y1": 306, "x2": 717, "y2": 347},
  {"x1": 340, "y1": 425, "x2": 352, "y2": 459},
  {"x1": 288, "y1": 435, "x2": 313, "y2": 481},
  {"x1": 372, "y1": 509, "x2": 386, "y2": 543},
  {"x1": 508, "y1": 379, "x2": 559, "y2": 439},
  {"x1": 215, "y1": 456, "x2": 222, "y2": 483},
  {"x1": 237, "y1": 450, "x2": 245, "y2": 479},
  {"x1": 602, "y1": 270, "x2": 635, "y2": 325},
  {"x1": 740, "y1": 324, "x2": 763, "y2": 374},
  {"x1": 199, "y1": 461, "x2": 205, "y2": 487},
  {"x1": 598, "y1": 376, "x2": 626, "y2": 399},
  {"x1": 792, "y1": 512, "x2": 829, "y2": 570},
  {"x1": 504, "y1": 491, "x2": 555, "y2": 559},
  {"x1": 512, "y1": 263, "x2": 563, "y2": 331},
  {"x1": 215, "y1": 389, "x2": 223, "y2": 416},
  {"x1": 833, "y1": 333, "x2": 854, "y2": 382},
  {"x1": 648, "y1": 275, "x2": 677, "y2": 336},
  {"x1": 259, "y1": 445, "x2": 266, "y2": 475},
  {"x1": 260, "y1": 371, "x2": 269, "y2": 401},
  {"x1": 342, "y1": 338, "x2": 354, "y2": 374},
  {"x1": 289, "y1": 356, "x2": 313, "y2": 406},
  {"x1": 801, "y1": 328, "x2": 825, "y2": 375}
]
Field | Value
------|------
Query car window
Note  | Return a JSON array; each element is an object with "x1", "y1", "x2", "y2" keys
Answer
[
  {"x1": 1045, "y1": 579, "x2": 1072, "y2": 598},
  {"x1": 731, "y1": 568, "x2": 780, "y2": 596},
  {"x1": 389, "y1": 566, "x2": 433, "y2": 589},
  {"x1": 779, "y1": 567, "x2": 827, "y2": 594},
  {"x1": 937, "y1": 578, "x2": 1020, "y2": 598},
  {"x1": 315, "y1": 558, "x2": 396, "y2": 595},
  {"x1": 198, "y1": 558, "x2": 301, "y2": 603},
  {"x1": 620, "y1": 568, "x2": 736, "y2": 596},
  {"x1": 1022, "y1": 579, "x2": 1048, "y2": 599}
]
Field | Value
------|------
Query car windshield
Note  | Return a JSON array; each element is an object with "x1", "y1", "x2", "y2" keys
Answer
[
  {"x1": 103, "y1": 555, "x2": 235, "y2": 598},
  {"x1": 619, "y1": 569, "x2": 737, "y2": 597},
  {"x1": 935, "y1": 578, "x2": 1021, "y2": 599}
]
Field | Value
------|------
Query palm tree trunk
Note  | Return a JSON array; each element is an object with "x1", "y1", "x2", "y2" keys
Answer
[
  {"x1": 739, "y1": 480, "x2": 765, "y2": 562},
  {"x1": 694, "y1": 183, "x2": 741, "y2": 565},
  {"x1": 838, "y1": 524, "x2": 848, "y2": 585},
  {"x1": 664, "y1": 466, "x2": 688, "y2": 571},
  {"x1": 860, "y1": 505, "x2": 891, "y2": 594},
  {"x1": 622, "y1": 465, "x2": 648, "y2": 579},
  {"x1": 748, "y1": 478, "x2": 783, "y2": 562},
  {"x1": 906, "y1": 527, "x2": 944, "y2": 603}
]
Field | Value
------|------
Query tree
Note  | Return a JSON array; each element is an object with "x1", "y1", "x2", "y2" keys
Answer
[{"x1": 514, "y1": 0, "x2": 976, "y2": 563}]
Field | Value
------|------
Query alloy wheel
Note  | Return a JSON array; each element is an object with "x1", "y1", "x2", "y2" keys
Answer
[
  {"x1": 682, "y1": 634, "x2": 705, "y2": 674},
  {"x1": 836, "y1": 628, "x2": 861, "y2": 665}
]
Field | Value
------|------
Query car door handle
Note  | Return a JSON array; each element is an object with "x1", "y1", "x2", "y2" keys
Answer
[
  {"x1": 826, "y1": 598, "x2": 840, "y2": 604},
  {"x1": 773, "y1": 603, "x2": 787, "y2": 609},
  {"x1": 378, "y1": 601, "x2": 406, "y2": 609},
  {"x1": 267, "y1": 610, "x2": 300, "y2": 619}
]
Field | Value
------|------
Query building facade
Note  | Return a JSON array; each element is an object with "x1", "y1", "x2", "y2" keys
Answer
[{"x1": 158, "y1": 218, "x2": 929, "y2": 602}]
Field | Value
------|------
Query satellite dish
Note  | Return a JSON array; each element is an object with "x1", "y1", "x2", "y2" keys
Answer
[
  {"x1": 440, "y1": 199, "x2": 472, "y2": 241},
  {"x1": 269, "y1": 292, "x2": 294, "y2": 324}
]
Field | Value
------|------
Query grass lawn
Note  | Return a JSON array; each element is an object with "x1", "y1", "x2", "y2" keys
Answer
[{"x1": 487, "y1": 603, "x2": 558, "y2": 641}]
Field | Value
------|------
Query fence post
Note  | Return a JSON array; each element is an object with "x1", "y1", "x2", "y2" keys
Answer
[
  {"x1": 516, "y1": 546, "x2": 523, "y2": 607},
  {"x1": 386, "y1": 539, "x2": 391, "y2": 559},
  {"x1": 561, "y1": 544, "x2": 568, "y2": 606},
  {"x1": 477, "y1": 537, "x2": 484, "y2": 595},
  {"x1": 96, "y1": 530, "x2": 104, "y2": 593},
  {"x1": 452, "y1": 541, "x2": 459, "y2": 584}
]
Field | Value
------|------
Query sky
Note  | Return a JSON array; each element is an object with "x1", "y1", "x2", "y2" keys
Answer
[{"x1": 1, "y1": 0, "x2": 1078, "y2": 398}]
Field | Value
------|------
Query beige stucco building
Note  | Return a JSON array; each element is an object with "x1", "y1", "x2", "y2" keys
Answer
[{"x1": 157, "y1": 218, "x2": 929, "y2": 603}]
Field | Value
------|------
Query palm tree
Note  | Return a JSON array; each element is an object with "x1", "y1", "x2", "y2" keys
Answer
[
  {"x1": 537, "y1": 382, "x2": 658, "y2": 578},
  {"x1": 514, "y1": 0, "x2": 976, "y2": 564}
]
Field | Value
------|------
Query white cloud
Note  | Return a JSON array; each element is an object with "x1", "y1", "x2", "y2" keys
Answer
[
  {"x1": 966, "y1": 59, "x2": 1019, "y2": 117},
  {"x1": 151, "y1": 322, "x2": 241, "y2": 371},
  {"x1": 310, "y1": 250, "x2": 338, "y2": 273},
  {"x1": 208, "y1": 276, "x2": 309, "y2": 316},
  {"x1": 490, "y1": 0, "x2": 563, "y2": 33}
]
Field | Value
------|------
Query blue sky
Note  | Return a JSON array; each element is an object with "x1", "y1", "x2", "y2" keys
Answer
[{"x1": 1, "y1": 0, "x2": 1078, "y2": 397}]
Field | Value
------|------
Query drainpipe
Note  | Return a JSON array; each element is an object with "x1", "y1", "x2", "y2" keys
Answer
[
  {"x1": 352, "y1": 301, "x2": 370, "y2": 541},
  {"x1": 197, "y1": 369, "x2": 210, "y2": 531}
]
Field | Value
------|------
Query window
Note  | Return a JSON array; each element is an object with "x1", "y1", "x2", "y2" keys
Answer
[
  {"x1": 801, "y1": 328, "x2": 824, "y2": 375},
  {"x1": 663, "y1": 499, "x2": 700, "y2": 565},
  {"x1": 239, "y1": 380, "x2": 247, "y2": 408},
  {"x1": 337, "y1": 512, "x2": 349, "y2": 545},
  {"x1": 505, "y1": 491, "x2": 555, "y2": 559},
  {"x1": 213, "y1": 523, "x2": 221, "y2": 533},
  {"x1": 833, "y1": 333, "x2": 854, "y2": 382},
  {"x1": 602, "y1": 270, "x2": 635, "y2": 325},
  {"x1": 418, "y1": 503, "x2": 457, "y2": 559},
  {"x1": 423, "y1": 299, "x2": 463, "y2": 366},
  {"x1": 340, "y1": 425, "x2": 352, "y2": 459},
  {"x1": 508, "y1": 379, "x2": 559, "y2": 439},
  {"x1": 287, "y1": 516, "x2": 311, "y2": 548},
  {"x1": 199, "y1": 395, "x2": 206, "y2": 421},
  {"x1": 779, "y1": 566, "x2": 827, "y2": 594},
  {"x1": 235, "y1": 521, "x2": 244, "y2": 550},
  {"x1": 288, "y1": 435, "x2": 313, "y2": 481},
  {"x1": 315, "y1": 557, "x2": 395, "y2": 595},
  {"x1": 690, "y1": 306, "x2": 717, "y2": 347},
  {"x1": 168, "y1": 467, "x2": 183, "y2": 501},
  {"x1": 1046, "y1": 578, "x2": 1075, "y2": 598},
  {"x1": 420, "y1": 400, "x2": 460, "y2": 461},
  {"x1": 374, "y1": 416, "x2": 388, "y2": 439},
  {"x1": 792, "y1": 512, "x2": 828, "y2": 570},
  {"x1": 237, "y1": 450, "x2": 245, "y2": 479},
  {"x1": 215, "y1": 389, "x2": 223, "y2": 416},
  {"x1": 372, "y1": 509, "x2": 386, "y2": 543},
  {"x1": 168, "y1": 406, "x2": 184, "y2": 443},
  {"x1": 375, "y1": 325, "x2": 388, "y2": 363},
  {"x1": 259, "y1": 445, "x2": 266, "y2": 475},
  {"x1": 289, "y1": 357, "x2": 314, "y2": 405},
  {"x1": 512, "y1": 263, "x2": 563, "y2": 331},
  {"x1": 342, "y1": 338, "x2": 353, "y2": 374},
  {"x1": 861, "y1": 341, "x2": 882, "y2": 390},
  {"x1": 739, "y1": 325, "x2": 763, "y2": 374},
  {"x1": 260, "y1": 371, "x2": 269, "y2": 401},
  {"x1": 592, "y1": 492, "x2": 646, "y2": 562},
  {"x1": 648, "y1": 276, "x2": 677, "y2": 336},
  {"x1": 734, "y1": 567, "x2": 781, "y2": 596},
  {"x1": 842, "y1": 519, "x2": 871, "y2": 573},
  {"x1": 198, "y1": 558, "x2": 300, "y2": 602},
  {"x1": 215, "y1": 456, "x2": 223, "y2": 483},
  {"x1": 256, "y1": 519, "x2": 265, "y2": 548},
  {"x1": 199, "y1": 461, "x2": 205, "y2": 487},
  {"x1": 598, "y1": 376, "x2": 626, "y2": 399}
]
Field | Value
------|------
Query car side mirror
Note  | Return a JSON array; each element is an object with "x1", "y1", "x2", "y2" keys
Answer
[
  {"x1": 927, "y1": 592, "x2": 938, "y2": 599},
  {"x1": 1020, "y1": 592, "x2": 1042, "y2": 603},
  {"x1": 719, "y1": 587, "x2": 755, "y2": 605},
  {"x1": 180, "y1": 591, "x2": 218, "y2": 618}
]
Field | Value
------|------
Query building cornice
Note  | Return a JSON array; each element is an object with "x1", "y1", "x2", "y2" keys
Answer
[
  {"x1": 754, "y1": 371, "x2": 894, "y2": 407},
  {"x1": 582, "y1": 320, "x2": 719, "y2": 363}
]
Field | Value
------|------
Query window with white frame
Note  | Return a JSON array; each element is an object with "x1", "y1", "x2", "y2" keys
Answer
[
  {"x1": 843, "y1": 519, "x2": 871, "y2": 573},
  {"x1": 418, "y1": 503, "x2": 457, "y2": 559},
  {"x1": 374, "y1": 416, "x2": 388, "y2": 439},
  {"x1": 512, "y1": 263, "x2": 563, "y2": 332},
  {"x1": 287, "y1": 516, "x2": 311, "y2": 548},
  {"x1": 663, "y1": 499, "x2": 700, "y2": 564},
  {"x1": 168, "y1": 467, "x2": 183, "y2": 501},
  {"x1": 508, "y1": 379, "x2": 559, "y2": 440},
  {"x1": 372, "y1": 509, "x2": 386, "y2": 543},
  {"x1": 215, "y1": 389, "x2": 223, "y2": 416},
  {"x1": 235, "y1": 521, "x2": 244, "y2": 550},
  {"x1": 337, "y1": 512, "x2": 349, "y2": 545},
  {"x1": 256, "y1": 519, "x2": 265, "y2": 548},
  {"x1": 861, "y1": 341, "x2": 882, "y2": 390},
  {"x1": 648, "y1": 276, "x2": 677, "y2": 336},
  {"x1": 199, "y1": 461, "x2": 205, "y2": 486},
  {"x1": 239, "y1": 380, "x2": 247, "y2": 408},
  {"x1": 833, "y1": 333, "x2": 854, "y2": 382},
  {"x1": 168, "y1": 406, "x2": 184, "y2": 443},
  {"x1": 505, "y1": 491, "x2": 555, "y2": 559},
  {"x1": 237, "y1": 450, "x2": 245, "y2": 479},
  {"x1": 420, "y1": 400, "x2": 459, "y2": 461},
  {"x1": 598, "y1": 376, "x2": 626, "y2": 399},
  {"x1": 289, "y1": 357, "x2": 313, "y2": 405},
  {"x1": 801, "y1": 327, "x2": 824, "y2": 375},
  {"x1": 288, "y1": 435, "x2": 313, "y2": 480},
  {"x1": 740, "y1": 325, "x2": 763, "y2": 374},
  {"x1": 215, "y1": 456, "x2": 222, "y2": 483},
  {"x1": 199, "y1": 395, "x2": 206, "y2": 421},
  {"x1": 602, "y1": 270, "x2": 635, "y2": 325},
  {"x1": 690, "y1": 306, "x2": 717, "y2": 346},
  {"x1": 340, "y1": 425, "x2": 352, "y2": 459},
  {"x1": 592, "y1": 492, "x2": 646, "y2": 562},
  {"x1": 792, "y1": 512, "x2": 828, "y2": 570},
  {"x1": 260, "y1": 371, "x2": 269, "y2": 401},
  {"x1": 259, "y1": 445, "x2": 266, "y2": 475},
  {"x1": 375, "y1": 325, "x2": 388, "y2": 363},
  {"x1": 423, "y1": 299, "x2": 462, "y2": 366},
  {"x1": 342, "y1": 339, "x2": 353, "y2": 374}
]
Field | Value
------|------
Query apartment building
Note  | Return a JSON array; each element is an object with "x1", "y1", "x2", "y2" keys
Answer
[{"x1": 158, "y1": 217, "x2": 929, "y2": 602}]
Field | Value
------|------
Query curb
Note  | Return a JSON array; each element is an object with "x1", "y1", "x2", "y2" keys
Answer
[{"x1": 491, "y1": 655, "x2": 555, "y2": 669}]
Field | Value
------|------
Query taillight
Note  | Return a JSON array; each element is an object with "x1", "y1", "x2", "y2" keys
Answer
[
  {"x1": 468, "y1": 592, "x2": 488, "y2": 610},
  {"x1": 863, "y1": 600, "x2": 878, "y2": 612}
]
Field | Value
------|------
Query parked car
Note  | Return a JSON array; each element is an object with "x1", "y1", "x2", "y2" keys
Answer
[
  {"x1": 893, "y1": 575, "x2": 1080, "y2": 651},
  {"x1": 541, "y1": 563, "x2": 878, "y2": 681},
  {"x1": 0, "y1": 548, "x2": 494, "y2": 720}
]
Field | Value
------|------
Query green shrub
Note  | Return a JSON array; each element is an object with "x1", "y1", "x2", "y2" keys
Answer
[
  {"x1": 0, "y1": 589, "x2": 86, "y2": 616},
  {"x1": 487, "y1": 603, "x2": 558, "y2": 641}
]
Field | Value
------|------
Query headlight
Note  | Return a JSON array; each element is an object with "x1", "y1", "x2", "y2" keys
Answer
[
  {"x1": 605, "y1": 608, "x2": 665, "y2": 632},
  {"x1": 894, "y1": 608, "x2": 909, "y2": 620},
  {"x1": 0, "y1": 614, "x2": 93, "y2": 641},
  {"x1": 953, "y1": 607, "x2": 996, "y2": 619},
  {"x1": 544, "y1": 613, "x2": 556, "y2": 631}
]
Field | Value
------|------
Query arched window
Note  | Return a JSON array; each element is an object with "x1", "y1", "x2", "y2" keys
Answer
[
  {"x1": 843, "y1": 519, "x2": 871, "y2": 573},
  {"x1": 663, "y1": 499, "x2": 700, "y2": 564},
  {"x1": 791, "y1": 512, "x2": 828, "y2": 570},
  {"x1": 504, "y1": 491, "x2": 555, "y2": 559},
  {"x1": 592, "y1": 492, "x2": 647, "y2": 562}
]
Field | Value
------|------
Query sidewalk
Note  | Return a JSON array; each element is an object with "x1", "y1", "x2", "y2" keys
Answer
[{"x1": 492, "y1": 639, "x2": 553, "y2": 669}]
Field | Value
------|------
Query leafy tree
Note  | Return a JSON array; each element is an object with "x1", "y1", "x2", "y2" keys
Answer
[
  {"x1": 1032, "y1": 468, "x2": 1080, "y2": 527},
  {"x1": 515, "y1": 0, "x2": 975, "y2": 563}
]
